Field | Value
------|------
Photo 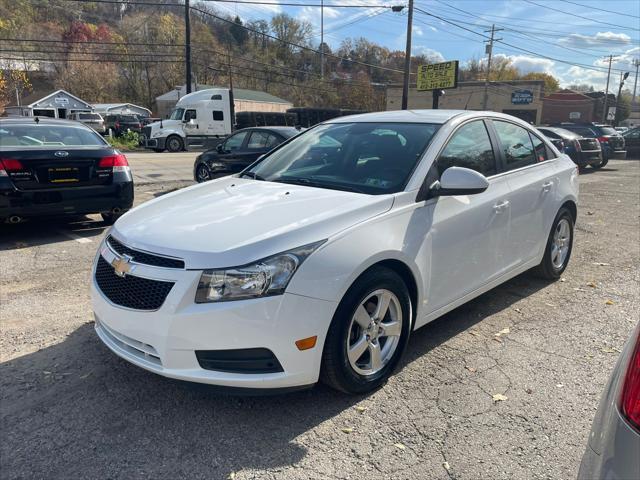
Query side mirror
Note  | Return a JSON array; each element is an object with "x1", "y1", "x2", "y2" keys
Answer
[
  {"x1": 427, "y1": 167, "x2": 489, "y2": 198},
  {"x1": 216, "y1": 143, "x2": 224, "y2": 153}
]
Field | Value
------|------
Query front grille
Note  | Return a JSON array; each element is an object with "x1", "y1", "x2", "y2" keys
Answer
[
  {"x1": 107, "y1": 236, "x2": 184, "y2": 269},
  {"x1": 95, "y1": 256, "x2": 174, "y2": 310},
  {"x1": 142, "y1": 126, "x2": 152, "y2": 139}
]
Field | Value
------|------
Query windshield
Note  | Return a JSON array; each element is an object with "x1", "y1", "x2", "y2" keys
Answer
[
  {"x1": 169, "y1": 108, "x2": 185, "y2": 121},
  {"x1": 247, "y1": 122, "x2": 439, "y2": 194},
  {"x1": 0, "y1": 124, "x2": 108, "y2": 148}
]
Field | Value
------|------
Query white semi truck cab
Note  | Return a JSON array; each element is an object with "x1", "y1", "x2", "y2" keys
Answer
[{"x1": 141, "y1": 88, "x2": 234, "y2": 152}]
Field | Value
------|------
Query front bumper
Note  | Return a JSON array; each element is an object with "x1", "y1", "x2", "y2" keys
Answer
[
  {"x1": 91, "y1": 245, "x2": 337, "y2": 389},
  {"x1": 141, "y1": 136, "x2": 166, "y2": 151},
  {"x1": 0, "y1": 179, "x2": 133, "y2": 218}
]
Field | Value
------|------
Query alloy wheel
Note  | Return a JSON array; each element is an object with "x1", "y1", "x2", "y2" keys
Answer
[
  {"x1": 551, "y1": 218, "x2": 571, "y2": 269},
  {"x1": 197, "y1": 165, "x2": 211, "y2": 182},
  {"x1": 346, "y1": 289, "x2": 402, "y2": 376}
]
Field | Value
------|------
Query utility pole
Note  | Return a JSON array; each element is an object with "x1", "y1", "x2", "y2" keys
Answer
[
  {"x1": 401, "y1": 0, "x2": 414, "y2": 110},
  {"x1": 632, "y1": 59, "x2": 639, "y2": 105},
  {"x1": 482, "y1": 24, "x2": 502, "y2": 110},
  {"x1": 601, "y1": 54, "x2": 613, "y2": 123},
  {"x1": 320, "y1": 0, "x2": 324, "y2": 79},
  {"x1": 185, "y1": 0, "x2": 192, "y2": 94}
]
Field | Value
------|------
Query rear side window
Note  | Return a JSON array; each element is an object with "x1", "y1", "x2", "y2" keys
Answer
[
  {"x1": 493, "y1": 121, "x2": 536, "y2": 171},
  {"x1": 247, "y1": 131, "x2": 278, "y2": 149},
  {"x1": 437, "y1": 120, "x2": 496, "y2": 177},
  {"x1": 213, "y1": 111, "x2": 224, "y2": 121},
  {"x1": 530, "y1": 133, "x2": 547, "y2": 162}
]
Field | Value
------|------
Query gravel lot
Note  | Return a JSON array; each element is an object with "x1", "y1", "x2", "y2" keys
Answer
[{"x1": 1, "y1": 160, "x2": 638, "y2": 480}]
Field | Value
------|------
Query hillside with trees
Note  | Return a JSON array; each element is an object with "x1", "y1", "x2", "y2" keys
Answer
[{"x1": 0, "y1": 0, "x2": 562, "y2": 113}]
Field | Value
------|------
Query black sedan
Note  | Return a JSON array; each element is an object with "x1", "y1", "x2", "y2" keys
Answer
[
  {"x1": 0, "y1": 117, "x2": 133, "y2": 224},
  {"x1": 193, "y1": 127, "x2": 300, "y2": 182},
  {"x1": 623, "y1": 127, "x2": 640, "y2": 158},
  {"x1": 538, "y1": 126, "x2": 603, "y2": 169}
]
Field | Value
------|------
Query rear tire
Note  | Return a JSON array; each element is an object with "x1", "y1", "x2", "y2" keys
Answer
[
  {"x1": 533, "y1": 207, "x2": 574, "y2": 280},
  {"x1": 166, "y1": 135, "x2": 184, "y2": 153},
  {"x1": 321, "y1": 267, "x2": 412, "y2": 394}
]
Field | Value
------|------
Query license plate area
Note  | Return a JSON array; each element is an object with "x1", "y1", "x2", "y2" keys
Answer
[{"x1": 48, "y1": 167, "x2": 80, "y2": 183}]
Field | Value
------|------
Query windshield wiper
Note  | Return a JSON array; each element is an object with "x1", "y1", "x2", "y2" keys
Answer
[
  {"x1": 240, "y1": 171, "x2": 266, "y2": 181},
  {"x1": 274, "y1": 177, "x2": 365, "y2": 194}
]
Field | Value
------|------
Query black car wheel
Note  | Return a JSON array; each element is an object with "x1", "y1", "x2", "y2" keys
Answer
[
  {"x1": 196, "y1": 164, "x2": 212, "y2": 182},
  {"x1": 533, "y1": 207, "x2": 574, "y2": 280},
  {"x1": 321, "y1": 266, "x2": 412, "y2": 394},
  {"x1": 101, "y1": 211, "x2": 124, "y2": 225},
  {"x1": 166, "y1": 135, "x2": 184, "y2": 153}
]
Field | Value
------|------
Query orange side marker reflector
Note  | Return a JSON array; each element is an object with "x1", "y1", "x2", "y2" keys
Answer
[{"x1": 295, "y1": 336, "x2": 317, "y2": 351}]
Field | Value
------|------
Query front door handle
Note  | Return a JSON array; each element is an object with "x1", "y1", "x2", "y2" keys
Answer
[
  {"x1": 493, "y1": 200, "x2": 510, "y2": 213},
  {"x1": 541, "y1": 181, "x2": 553, "y2": 192}
]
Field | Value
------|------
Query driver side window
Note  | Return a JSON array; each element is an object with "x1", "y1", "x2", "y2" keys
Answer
[{"x1": 437, "y1": 121, "x2": 497, "y2": 177}]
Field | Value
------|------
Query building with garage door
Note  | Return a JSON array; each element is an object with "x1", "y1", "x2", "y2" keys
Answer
[
  {"x1": 156, "y1": 85, "x2": 293, "y2": 119},
  {"x1": 4, "y1": 89, "x2": 93, "y2": 119},
  {"x1": 386, "y1": 80, "x2": 545, "y2": 124}
]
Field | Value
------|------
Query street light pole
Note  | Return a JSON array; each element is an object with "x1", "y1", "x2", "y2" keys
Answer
[
  {"x1": 601, "y1": 54, "x2": 613, "y2": 123},
  {"x1": 614, "y1": 71, "x2": 630, "y2": 127},
  {"x1": 401, "y1": 0, "x2": 414, "y2": 110},
  {"x1": 320, "y1": 0, "x2": 324, "y2": 79},
  {"x1": 185, "y1": 0, "x2": 192, "y2": 94},
  {"x1": 632, "y1": 59, "x2": 639, "y2": 105}
]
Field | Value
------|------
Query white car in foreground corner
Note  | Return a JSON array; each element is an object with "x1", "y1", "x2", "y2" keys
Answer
[{"x1": 92, "y1": 110, "x2": 579, "y2": 394}]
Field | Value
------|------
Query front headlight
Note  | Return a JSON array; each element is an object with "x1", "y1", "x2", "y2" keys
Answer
[{"x1": 195, "y1": 241, "x2": 325, "y2": 303}]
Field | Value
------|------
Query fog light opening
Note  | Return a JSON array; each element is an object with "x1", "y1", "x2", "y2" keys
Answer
[{"x1": 295, "y1": 336, "x2": 317, "y2": 351}]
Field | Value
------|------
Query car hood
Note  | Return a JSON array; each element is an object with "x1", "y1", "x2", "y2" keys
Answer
[{"x1": 111, "y1": 177, "x2": 394, "y2": 269}]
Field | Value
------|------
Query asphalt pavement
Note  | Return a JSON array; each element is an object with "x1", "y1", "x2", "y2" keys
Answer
[
  {"x1": 126, "y1": 151, "x2": 199, "y2": 184},
  {"x1": 0, "y1": 159, "x2": 638, "y2": 480}
]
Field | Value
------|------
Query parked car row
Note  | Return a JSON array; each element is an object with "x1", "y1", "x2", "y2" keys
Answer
[
  {"x1": 68, "y1": 112, "x2": 151, "y2": 137},
  {"x1": 535, "y1": 122, "x2": 631, "y2": 171}
]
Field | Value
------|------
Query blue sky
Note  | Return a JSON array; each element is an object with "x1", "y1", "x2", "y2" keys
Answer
[{"x1": 205, "y1": 0, "x2": 640, "y2": 90}]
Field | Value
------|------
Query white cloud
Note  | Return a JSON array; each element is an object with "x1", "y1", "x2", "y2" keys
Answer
[
  {"x1": 413, "y1": 25, "x2": 423, "y2": 36},
  {"x1": 413, "y1": 46, "x2": 445, "y2": 63},
  {"x1": 559, "y1": 31, "x2": 631, "y2": 49},
  {"x1": 489, "y1": 53, "x2": 556, "y2": 74}
]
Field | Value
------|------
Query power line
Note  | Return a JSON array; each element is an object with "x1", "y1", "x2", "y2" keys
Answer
[
  {"x1": 413, "y1": 7, "x2": 633, "y2": 74},
  {"x1": 59, "y1": 0, "x2": 409, "y2": 75},
  {"x1": 559, "y1": 0, "x2": 640, "y2": 18},
  {"x1": 521, "y1": 0, "x2": 640, "y2": 31},
  {"x1": 197, "y1": 0, "x2": 401, "y2": 7},
  {"x1": 425, "y1": 0, "x2": 639, "y2": 40}
]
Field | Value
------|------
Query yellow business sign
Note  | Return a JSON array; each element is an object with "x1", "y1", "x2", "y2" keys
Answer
[{"x1": 417, "y1": 61, "x2": 459, "y2": 91}]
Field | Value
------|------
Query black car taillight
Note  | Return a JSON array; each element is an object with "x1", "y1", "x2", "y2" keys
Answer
[{"x1": 619, "y1": 329, "x2": 640, "y2": 432}]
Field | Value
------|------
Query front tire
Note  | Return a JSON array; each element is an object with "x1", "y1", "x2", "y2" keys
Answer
[
  {"x1": 195, "y1": 164, "x2": 211, "y2": 182},
  {"x1": 533, "y1": 207, "x2": 574, "y2": 280},
  {"x1": 321, "y1": 267, "x2": 412, "y2": 394},
  {"x1": 166, "y1": 135, "x2": 184, "y2": 153}
]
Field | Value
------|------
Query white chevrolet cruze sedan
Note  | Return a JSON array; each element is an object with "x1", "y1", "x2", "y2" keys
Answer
[{"x1": 92, "y1": 110, "x2": 578, "y2": 394}]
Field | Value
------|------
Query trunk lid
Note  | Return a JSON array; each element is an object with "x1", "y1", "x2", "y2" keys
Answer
[{"x1": 1, "y1": 147, "x2": 117, "y2": 190}]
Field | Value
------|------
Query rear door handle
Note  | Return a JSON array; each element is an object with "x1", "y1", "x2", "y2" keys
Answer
[
  {"x1": 542, "y1": 181, "x2": 553, "y2": 192},
  {"x1": 493, "y1": 200, "x2": 510, "y2": 213}
]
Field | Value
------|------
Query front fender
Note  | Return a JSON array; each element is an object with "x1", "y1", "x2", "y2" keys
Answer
[{"x1": 287, "y1": 204, "x2": 427, "y2": 320}]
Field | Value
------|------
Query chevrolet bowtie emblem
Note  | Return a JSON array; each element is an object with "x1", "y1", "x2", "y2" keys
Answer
[{"x1": 111, "y1": 254, "x2": 133, "y2": 277}]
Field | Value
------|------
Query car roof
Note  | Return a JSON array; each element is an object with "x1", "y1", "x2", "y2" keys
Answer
[
  {"x1": 236, "y1": 126, "x2": 300, "y2": 136},
  {"x1": 538, "y1": 126, "x2": 580, "y2": 137},
  {"x1": 328, "y1": 109, "x2": 470, "y2": 124},
  {"x1": 0, "y1": 117, "x2": 87, "y2": 126}
]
